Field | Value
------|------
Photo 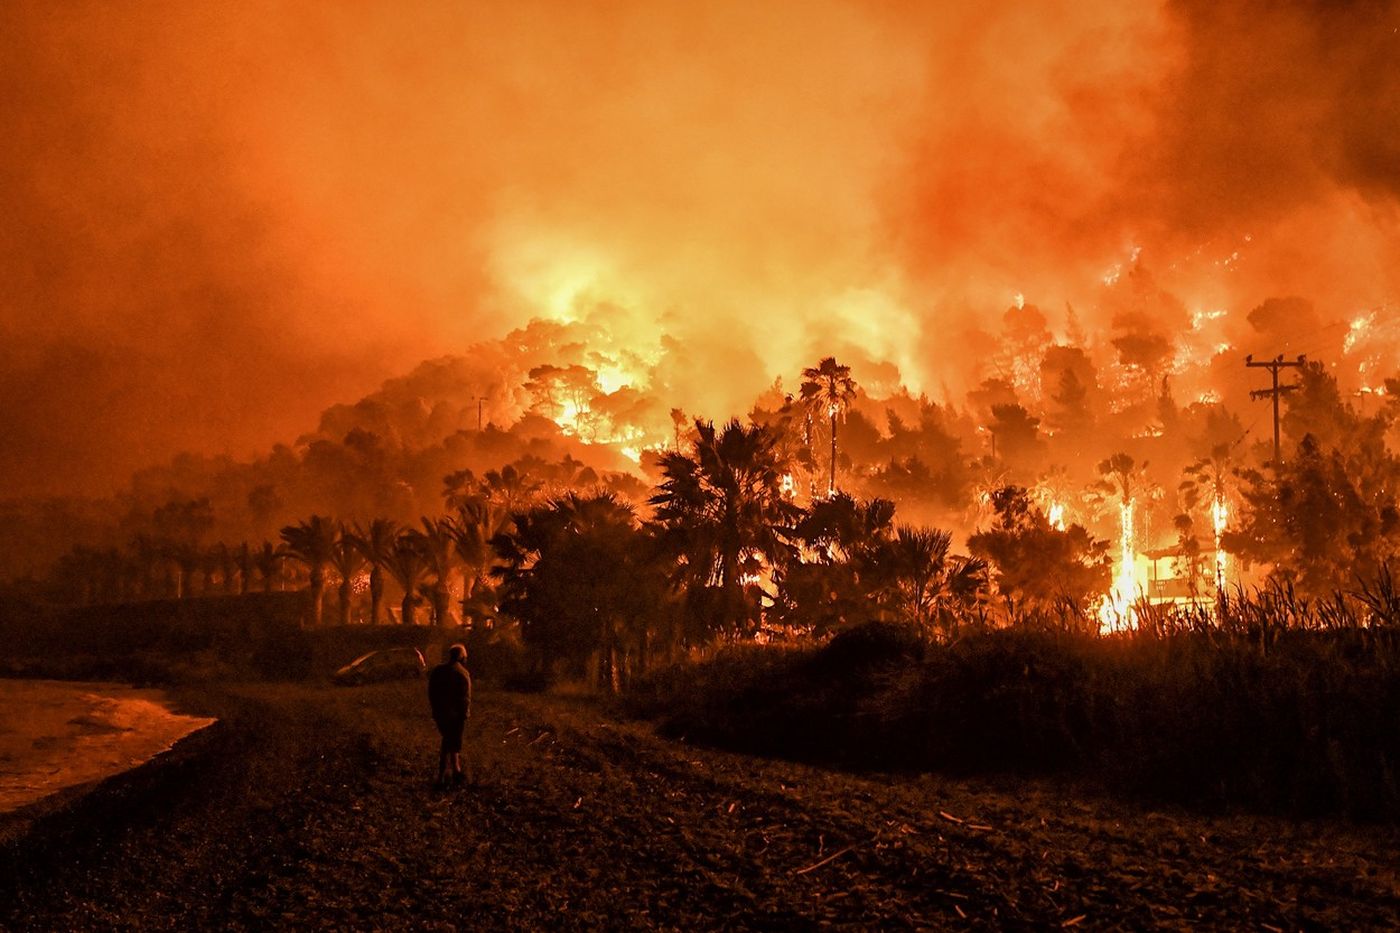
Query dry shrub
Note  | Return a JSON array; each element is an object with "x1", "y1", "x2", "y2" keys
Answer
[{"x1": 632, "y1": 596, "x2": 1400, "y2": 819}]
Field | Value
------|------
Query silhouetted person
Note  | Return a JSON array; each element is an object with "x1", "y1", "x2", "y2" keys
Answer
[{"x1": 428, "y1": 643, "x2": 472, "y2": 789}]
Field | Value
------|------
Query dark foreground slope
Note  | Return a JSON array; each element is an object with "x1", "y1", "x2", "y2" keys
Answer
[{"x1": 2, "y1": 682, "x2": 1397, "y2": 931}]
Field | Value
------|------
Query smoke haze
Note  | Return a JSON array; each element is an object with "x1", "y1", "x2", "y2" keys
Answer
[{"x1": 2, "y1": 0, "x2": 1398, "y2": 496}]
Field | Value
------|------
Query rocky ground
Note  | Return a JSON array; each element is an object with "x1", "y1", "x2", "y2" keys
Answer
[{"x1": 2, "y1": 681, "x2": 1398, "y2": 930}]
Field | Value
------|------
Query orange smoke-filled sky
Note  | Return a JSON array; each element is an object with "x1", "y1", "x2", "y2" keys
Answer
[{"x1": 2, "y1": 0, "x2": 1398, "y2": 496}]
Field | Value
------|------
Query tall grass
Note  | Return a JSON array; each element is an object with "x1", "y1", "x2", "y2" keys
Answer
[{"x1": 629, "y1": 583, "x2": 1400, "y2": 820}]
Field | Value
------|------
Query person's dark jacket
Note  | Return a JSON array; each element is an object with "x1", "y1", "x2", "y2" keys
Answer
[{"x1": 428, "y1": 661, "x2": 471, "y2": 724}]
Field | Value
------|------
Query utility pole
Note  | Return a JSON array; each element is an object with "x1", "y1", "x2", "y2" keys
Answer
[
  {"x1": 1245, "y1": 354, "x2": 1306, "y2": 463},
  {"x1": 476, "y1": 395, "x2": 488, "y2": 431}
]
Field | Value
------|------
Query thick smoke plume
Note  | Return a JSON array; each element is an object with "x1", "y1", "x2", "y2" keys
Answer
[{"x1": 2, "y1": 0, "x2": 1398, "y2": 499}]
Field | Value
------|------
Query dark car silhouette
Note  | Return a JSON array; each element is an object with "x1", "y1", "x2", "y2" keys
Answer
[{"x1": 332, "y1": 647, "x2": 427, "y2": 686}]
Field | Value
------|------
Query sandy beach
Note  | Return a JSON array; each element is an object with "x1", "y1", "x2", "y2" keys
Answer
[{"x1": 1, "y1": 680, "x2": 1398, "y2": 930}]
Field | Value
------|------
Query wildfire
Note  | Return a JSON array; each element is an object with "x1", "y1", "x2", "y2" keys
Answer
[
  {"x1": 1100, "y1": 245, "x2": 1142, "y2": 286},
  {"x1": 1190, "y1": 308, "x2": 1227, "y2": 329},
  {"x1": 1211, "y1": 495, "x2": 1228, "y2": 595},
  {"x1": 558, "y1": 398, "x2": 587, "y2": 433},
  {"x1": 1345, "y1": 312, "x2": 1374, "y2": 354},
  {"x1": 1344, "y1": 307, "x2": 1399, "y2": 397},
  {"x1": 1098, "y1": 499, "x2": 1139, "y2": 633},
  {"x1": 596, "y1": 365, "x2": 636, "y2": 394},
  {"x1": 1047, "y1": 501, "x2": 1066, "y2": 531}
]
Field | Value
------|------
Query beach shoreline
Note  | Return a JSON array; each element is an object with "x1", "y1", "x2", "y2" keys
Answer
[
  {"x1": 0, "y1": 703, "x2": 226, "y2": 850},
  {"x1": 0, "y1": 678, "x2": 218, "y2": 830}
]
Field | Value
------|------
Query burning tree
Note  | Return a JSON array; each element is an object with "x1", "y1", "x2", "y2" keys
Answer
[
  {"x1": 1179, "y1": 443, "x2": 1238, "y2": 596},
  {"x1": 1089, "y1": 453, "x2": 1155, "y2": 627},
  {"x1": 800, "y1": 356, "x2": 858, "y2": 498},
  {"x1": 348, "y1": 518, "x2": 399, "y2": 625},
  {"x1": 327, "y1": 525, "x2": 367, "y2": 626}
]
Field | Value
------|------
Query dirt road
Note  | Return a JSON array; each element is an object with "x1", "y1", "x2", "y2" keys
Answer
[{"x1": 3, "y1": 682, "x2": 1397, "y2": 930}]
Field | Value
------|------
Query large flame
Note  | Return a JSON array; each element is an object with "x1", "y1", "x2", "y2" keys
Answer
[
  {"x1": 1212, "y1": 495, "x2": 1229, "y2": 596},
  {"x1": 1099, "y1": 499, "x2": 1139, "y2": 633}
]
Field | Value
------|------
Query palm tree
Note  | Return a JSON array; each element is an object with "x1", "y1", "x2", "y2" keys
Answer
[
  {"x1": 1181, "y1": 442, "x2": 1238, "y2": 596},
  {"x1": 1091, "y1": 453, "x2": 1157, "y2": 621},
  {"x1": 169, "y1": 543, "x2": 199, "y2": 600},
  {"x1": 280, "y1": 515, "x2": 339, "y2": 626},
  {"x1": 132, "y1": 534, "x2": 162, "y2": 599},
  {"x1": 235, "y1": 542, "x2": 254, "y2": 595},
  {"x1": 453, "y1": 497, "x2": 506, "y2": 623},
  {"x1": 254, "y1": 541, "x2": 285, "y2": 593},
  {"x1": 774, "y1": 494, "x2": 898, "y2": 634},
  {"x1": 198, "y1": 545, "x2": 224, "y2": 596},
  {"x1": 493, "y1": 491, "x2": 663, "y2": 690},
  {"x1": 1095, "y1": 452, "x2": 1148, "y2": 507},
  {"x1": 482, "y1": 463, "x2": 541, "y2": 515},
  {"x1": 348, "y1": 518, "x2": 399, "y2": 625},
  {"x1": 416, "y1": 517, "x2": 460, "y2": 627},
  {"x1": 793, "y1": 493, "x2": 896, "y2": 565},
  {"x1": 860, "y1": 525, "x2": 989, "y2": 636},
  {"x1": 651, "y1": 419, "x2": 798, "y2": 639},
  {"x1": 384, "y1": 534, "x2": 430, "y2": 626},
  {"x1": 800, "y1": 356, "x2": 858, "y2": 497},
  {"x1": 328, "y1": 526, "x2": 368, "y2": 626}
]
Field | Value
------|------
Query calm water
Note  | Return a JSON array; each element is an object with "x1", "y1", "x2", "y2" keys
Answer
[{"x1": 0, "y1": 679, "x2": 215, "y2": 815}]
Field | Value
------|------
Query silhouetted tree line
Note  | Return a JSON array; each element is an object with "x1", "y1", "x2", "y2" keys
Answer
[{"x1": 31, "y1": 347, "x2": 1400, "y2": 689}]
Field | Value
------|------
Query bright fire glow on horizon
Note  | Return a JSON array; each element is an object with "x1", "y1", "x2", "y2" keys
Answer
[
  {"x1": 6, "y1": 1, "x2": 1400, "y2": 501},
  {"x1": 2, "y1": 0, "x2": 1400, "y2": 630}
]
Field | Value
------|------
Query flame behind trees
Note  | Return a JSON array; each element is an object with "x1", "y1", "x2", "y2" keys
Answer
[
  {"x1": 326, "y1": 529, "x2": 368, "y2": 627},
  {"x1": 967, "y1": 486, "x2": 1109, "y2": 619},
  {"x1": 348, "y1": 518, "x2": 399, "y2": 626},
  {"x1": 279, "y1": 515, "x2": 339, "y2": 627}
]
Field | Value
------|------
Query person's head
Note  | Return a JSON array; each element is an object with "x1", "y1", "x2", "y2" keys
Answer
[{"x1": 446, "y1": 643, "x2": 467, "y2": 665}]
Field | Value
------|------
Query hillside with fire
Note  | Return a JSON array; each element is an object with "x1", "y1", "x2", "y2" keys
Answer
[
  {"x1": 8, "y1": 277, "x2": 1400, "y2": 635},
  {"x1": 4, "y1": 1, "x2": 1400, "y2": 927}
]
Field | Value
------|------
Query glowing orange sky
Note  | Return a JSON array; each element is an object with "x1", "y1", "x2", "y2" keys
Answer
[{"x1": 2, "y1": 0, "x2": 1398, "y2": 496}]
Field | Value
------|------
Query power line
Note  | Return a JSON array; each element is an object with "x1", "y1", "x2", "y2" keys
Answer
[{"x1": 1245, "y1": 354, "x2": 1306, "y2": 464}]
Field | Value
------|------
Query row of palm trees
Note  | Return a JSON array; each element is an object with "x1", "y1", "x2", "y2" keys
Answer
[
  {"x1": 53, "y1": 408, "x2": 992, "y2": 652},
  {"x1": 53, "y1": 537, "x2": 295, "y2": 606},
  {"x1": 278, "y1": 502, "x2": 508, "y2": 628}
]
